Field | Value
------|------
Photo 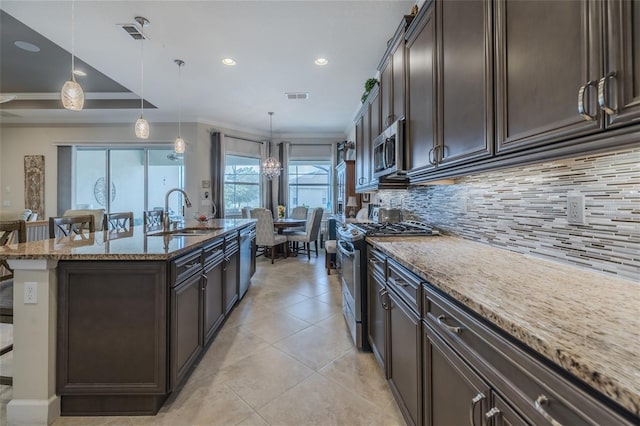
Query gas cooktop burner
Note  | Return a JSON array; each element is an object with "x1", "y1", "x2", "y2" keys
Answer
[{"x1": 351, "y1": 220, "x2": 439, "y2": 237}]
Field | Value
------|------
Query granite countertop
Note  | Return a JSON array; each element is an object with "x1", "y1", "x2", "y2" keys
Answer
[
  {"x1": 0, "y1": 219, "x2": 255, "y2": 261},
  {"x1": 367, "y1": 235, "x2": 640, "y2": 416}
]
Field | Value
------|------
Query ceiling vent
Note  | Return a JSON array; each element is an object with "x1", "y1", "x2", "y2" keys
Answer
[
  {"x1": 285, "y1": 92, "x2": 309, "y2": 100},
  {"x1": 120, "y1": 23, "x2": 148, "y2": 40}
]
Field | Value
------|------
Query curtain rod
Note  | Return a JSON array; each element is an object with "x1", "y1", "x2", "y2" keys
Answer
[{"x1": 220, "y1": 133, "x2": 265, "y2": 144}]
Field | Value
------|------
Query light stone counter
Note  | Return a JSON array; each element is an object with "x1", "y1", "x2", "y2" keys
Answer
[
  {"x1": 367, "y1": 235, "x2": 640, "y2": 416},
  {"x1": 0, "y1": 219, "x2": 255, "y2": 261}
]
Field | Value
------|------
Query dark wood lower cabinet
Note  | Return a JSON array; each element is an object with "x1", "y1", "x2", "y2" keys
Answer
[
  {"x1": 388, "y1": 288, "x2": 422, "y2": 426},
  {"x1": 224, "y1": 239, "x2": 239, "y2": 314},
  {"x1": 424, "y1": 321, "x2": 491, "y2": 426},
  {"x1": 367, "y1": 268, "x2": 387, "y2": 374},
  {"x1": 57, "y1": 261, "x2": 168, "y2": 415},
  {"x1": 170, "y1": 270, "x2": 203, "y2": 390},
  {"x1": 203, "y1": 254, "x2": 224, "y2": 346}
]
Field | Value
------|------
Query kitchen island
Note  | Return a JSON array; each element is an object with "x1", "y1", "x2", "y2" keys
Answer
[
  {"x1": 0, "y1": 219, "x2": 256, "y2": 425},
  {"x1": 368, "y1": 235, "x2": 639, "y2": 423}
]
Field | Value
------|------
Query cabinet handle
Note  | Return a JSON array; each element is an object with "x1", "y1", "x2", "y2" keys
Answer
[
  {"x1": 202, "y1": 274, "x2": 208, "y2": 290},
  {"x1": 379, "y1": 288, "x2": 389, "y2": 310},
  {"x1": 485, "y1": 407, "x2": 501, "y2": 420},
  {"x1": 433, "y1": 145, "x2": 442, "y2": 165},
  {"x1": 428, "y1": 147, "x2": 435, "y2": 166},
  {"x1": 534, "y1": 395, "x2": 563, "y2": 426},
  {"x1": 469, "y1": 393, "x2": 485, "y2": 426},
  {"x1": 597, "y1": 71, "x2": 617, "y2": 115},
  {"x1": 437, "y1": 314, "x2": 462, "y2": 334},
  {"x1": 577, "y1": 80, "x2": 597, "y2": 121},
  {"x1": 185, "y1": 262, "x2": 199, "y2": 269},
  {"x1": 358, "y1": 177, "x2": 366, "y2": 185},
  {"x1": 369, "y1": 258, "x2": 380, "y2": 265}
]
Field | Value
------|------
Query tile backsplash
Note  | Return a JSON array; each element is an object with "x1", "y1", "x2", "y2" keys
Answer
[{"x1": 376, "y1": 148, "x2": 640, "y2": 281}]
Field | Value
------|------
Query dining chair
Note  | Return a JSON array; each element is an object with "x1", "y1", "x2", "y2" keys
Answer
[
  {"x1": 0, "y1": 219, "x2": 27, "y2": 386},
  {"x1": 63, "y1": 208, "x2": 106, "y2": 231},
  {"x1": 288, "y1": 206, "x2": 308, "y2": 232},
  {"x1": 241, "y1": 206, "x2": 253, "y2": 218},
  {"x1": 104, "y1": 212, "x2": 134, "y2": 239},
  {"x1": 252, "y1": 208, "x2": 288, "y2": 264},
  {"x1": 143, "y1": 210, "x2": 164, "y2": 232},
  {"x1": 105, "y1": 212, "x2": 134, "y2": 231},
  {"x1": 49, "y1": 215, "x2": 95, "y2": 238},
  {"x1": 286, "y1": 207, "x2": 324, "y2": 260}
]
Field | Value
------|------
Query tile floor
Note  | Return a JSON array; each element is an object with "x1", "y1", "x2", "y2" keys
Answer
[{"x1": 0, "y1": 250, "x2": 405, "y2": 426}]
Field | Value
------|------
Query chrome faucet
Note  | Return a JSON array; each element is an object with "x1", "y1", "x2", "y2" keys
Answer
[{"x1": 164, "y1": 188, "x2": 192, "y2": 232}]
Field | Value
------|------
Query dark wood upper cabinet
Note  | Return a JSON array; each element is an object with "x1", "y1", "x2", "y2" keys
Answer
[
  {"x1": 495, "y1": 0, "x2": 603, "y2": 153},
  {"x1": 355, "y1": 87, "x2": 380, "y2": 192},
  {"x1": 436, "y1": 0, "x2": 494, "y2": 166},
  {"x1": 380, "y1": 56, "x2": 393, "y2": 130},
  {"x1": 406, "y1": 6, "x2": 436, "y2": 175},
  {"x1": 604, "y1": 0, "x2": 640, "y2": 127},
  {"x1": 380, "y1": 34, "x2": 407, "y2": 131}
]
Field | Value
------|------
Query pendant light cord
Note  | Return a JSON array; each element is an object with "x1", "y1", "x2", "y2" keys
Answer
[
  {"x1": 140, "y1": 20, "x2": 144, "y2": 114},
  {"x1": 178, "y1": 62, "x2": 182, "y2": 137},
  {"x1": 71, "y1": 0, "x2": 76, "y2": 82}
]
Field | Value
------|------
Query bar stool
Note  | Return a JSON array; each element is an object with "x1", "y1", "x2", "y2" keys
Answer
[{"x1": 325, "y1": 239, "x2": 337, "y2": 275}]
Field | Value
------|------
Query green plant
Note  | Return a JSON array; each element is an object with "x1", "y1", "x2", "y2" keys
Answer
[
  {"x1": 364, "y1": 78, "x2": 378, "y2": 92},
  {"x1": 361, "y1": 78, "x2": 379, "y2": 103}
]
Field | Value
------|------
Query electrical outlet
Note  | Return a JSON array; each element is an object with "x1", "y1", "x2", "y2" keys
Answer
[
  {"x1": 24, "y1": 282, "x2": 37, "y2": 304},
  {"x1": 567, "y1": 195, "x2": 585, "y2": 225}
]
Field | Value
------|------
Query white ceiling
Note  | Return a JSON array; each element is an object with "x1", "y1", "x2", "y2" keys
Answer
[{"x1": 0, "y1": 0, "x2": 415, "y2": 138}]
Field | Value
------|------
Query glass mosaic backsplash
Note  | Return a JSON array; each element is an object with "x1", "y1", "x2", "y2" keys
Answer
[{"x1": 376, "y1": 148, "x2": 640, "y2": 281}]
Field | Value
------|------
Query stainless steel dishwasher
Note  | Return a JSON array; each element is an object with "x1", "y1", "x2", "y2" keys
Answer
[{"x1": 239, "y1": 224, "x2": 256, "y2": 299}]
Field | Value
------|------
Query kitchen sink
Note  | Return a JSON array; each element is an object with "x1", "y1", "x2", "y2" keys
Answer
[{"x1": 148, "y1": 227, "x2": 223, "y2": 236}]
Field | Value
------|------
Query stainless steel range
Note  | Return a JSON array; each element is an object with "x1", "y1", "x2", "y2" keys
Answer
[{"x1": 336, "y1": 220, "x2": 438, "y2": 350}]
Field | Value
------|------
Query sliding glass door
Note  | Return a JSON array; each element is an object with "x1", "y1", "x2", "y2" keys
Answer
[{"x1": 74, "y1": 147, "x2": 184, "y2": 225}]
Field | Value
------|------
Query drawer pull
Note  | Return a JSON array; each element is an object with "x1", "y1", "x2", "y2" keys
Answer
[
  {"x1": 485, "y1": 407, "x2": 500, "y2": 420},
  {"x1": 184, "y1": 262, "x2": 199, "y2": 269},
  {"x1": 534, "y1": 395, "x2": 563, "y2": 426},
  {"x1": 437, "y1": 315, "x2": 462, "y2": 334},
  {"x1": 369, "y1": 259, "x2": 380, "y2": 265},
  {"x1": 391, "y1": 278, "x2": 408, "y2": 287},
  {"x1": 469, "y1": 393, "x2": 485, "y2": 426}
]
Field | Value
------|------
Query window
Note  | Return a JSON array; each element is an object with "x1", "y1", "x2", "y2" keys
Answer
[
  {"x1": 288, "y1": 160, "x2": 332, "y2": 211},
  {"x1": 224, "y1": 155, "x2": 261, "y2": 216},
  {"x1": 74, "y1": 147, "x2": 184, "y2": 226}
]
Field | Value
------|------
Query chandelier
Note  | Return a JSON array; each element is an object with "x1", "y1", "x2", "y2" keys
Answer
[
  {"x1": 60, "y1": 0, "x2": 84, "y2": 111},
  {"x1": 262, "y1": 112, "x2": 281, "y2": 180}
]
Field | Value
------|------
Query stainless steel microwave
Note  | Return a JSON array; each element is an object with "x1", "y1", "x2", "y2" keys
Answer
[{"x1": 373, "y1": 119, "x2": 405, "y2": 179}]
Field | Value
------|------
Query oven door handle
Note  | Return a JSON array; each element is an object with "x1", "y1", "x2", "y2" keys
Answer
[{"x1": 337, "y1": 240, "x2": 355, "y2": 257}]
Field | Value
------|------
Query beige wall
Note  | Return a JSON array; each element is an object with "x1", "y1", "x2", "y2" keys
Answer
[
  {"x1": 0, "y1": 122, "x2": 198, "y2": 219},
  {"x1": 0, "y1": 122, "x2": 341, "y2": 219}
]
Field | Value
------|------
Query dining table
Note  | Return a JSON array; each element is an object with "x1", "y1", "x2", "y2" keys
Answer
[{"x1": 272, "y1": 218, "x2": 306, "y2": 234}]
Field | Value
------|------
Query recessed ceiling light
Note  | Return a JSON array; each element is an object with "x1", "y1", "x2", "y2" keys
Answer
[
  {"x1": 314, "y1": 57, "x2": 328, "y2": 66},
  {"x1": 14, "y1": 40, "x2": 40, "y2": 52},
  {"x1": 222, "y1": 58, "x2": 236, "y2": 66},
  {"x1": 73, "y1": 69, "x2": 87, "y2": 77}
]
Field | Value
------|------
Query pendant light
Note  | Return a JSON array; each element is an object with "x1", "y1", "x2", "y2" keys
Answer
[
  {"x1": 134, "y1": 16, "x2": 150, "y2": 139},
  {"x1": 60, "y1": 0, "x2": 84, "y2": 111},
  {"x1": 173, "y1": 59, "x2": 186, "y2": 154},
  {"x1": 262, "y1": 112, "x2": 281, "y2": 180}
]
